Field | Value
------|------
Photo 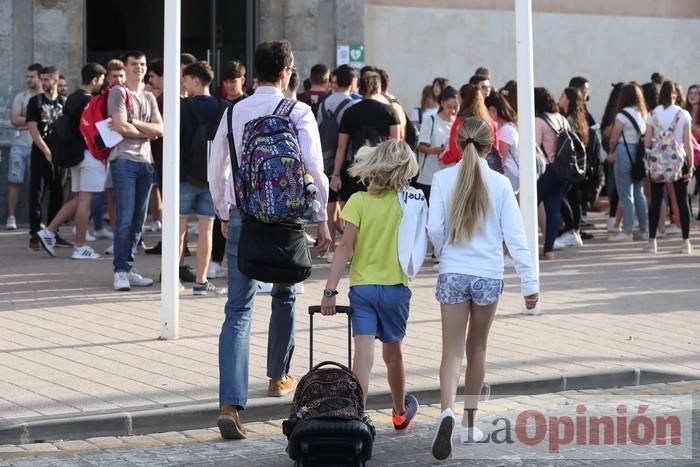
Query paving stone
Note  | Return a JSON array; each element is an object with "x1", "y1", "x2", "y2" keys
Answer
[
  {"x1": 16, "y1": 443, "x2": 58, "y2": 453},
  {"x1": 54, "y1": 439, "x2": 99, "y2": 452},
  {"x1": 85, "y1": 436, "x2": 126, "y2": 449},
  {"x1": 180, "y1": 429, "x2": 220, "y2": 442},
  {"x1": 116, "y1": 435, "x2": 164, "y2": 448},
  {"x1": 245, "y1": 422, "x2": 282, "y2": 437}
]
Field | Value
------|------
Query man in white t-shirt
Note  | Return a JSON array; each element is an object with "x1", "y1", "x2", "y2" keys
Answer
[{"x1": 6, "y1": 64, "x2": 43, "y2": 230}]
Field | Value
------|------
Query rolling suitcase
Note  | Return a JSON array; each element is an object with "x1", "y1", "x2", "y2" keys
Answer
[{"x1": 283, "y1": 306, "x2": 375, "y2": 467}]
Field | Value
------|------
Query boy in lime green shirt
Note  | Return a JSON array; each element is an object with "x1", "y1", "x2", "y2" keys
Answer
[{"x1": 321, "y1": 140, "x2": 421, "y2": 433}]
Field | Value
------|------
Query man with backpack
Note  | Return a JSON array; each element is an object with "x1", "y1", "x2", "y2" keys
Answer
[
  {"x1": 317, "y1": 64, "x2": 357, "y2": 262},
  {"x1": 26, "y1": 66, "x2": 69, "y2": 251},
  {"x1": 35, "y1": 63, "x2": 106, "y2": 260},
  {"x1": 179, "y1": 61, "x2": 229, "y2": 296},
  {"x1": 208, "y1": 40, "x2": 331, "y2": 440},
  {"x1": 108, "y1": 51, "x2": 163, "y2": 291}
]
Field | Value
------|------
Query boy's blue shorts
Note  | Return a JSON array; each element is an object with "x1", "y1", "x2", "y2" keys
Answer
[{"x1": 348, "y1": 284, "x2": 411, "y2": 344}]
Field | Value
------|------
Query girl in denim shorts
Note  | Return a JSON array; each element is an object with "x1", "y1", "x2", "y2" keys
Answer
[
  {"x1": 427, "y1": 117, "x2": 540, "y2": 459},
  {"x1": 321, "y1": 139, "x2": 426, "y2": 434}
]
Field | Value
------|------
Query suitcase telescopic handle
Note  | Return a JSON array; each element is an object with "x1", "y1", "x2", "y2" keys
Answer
[{"x1": 308, "y1": 306, "x2": 353, "y2": 371}]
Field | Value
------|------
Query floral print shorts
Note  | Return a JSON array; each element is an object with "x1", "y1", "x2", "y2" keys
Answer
[{"x1": 436, "y1": 273, "x2": 504, "y2": 306}]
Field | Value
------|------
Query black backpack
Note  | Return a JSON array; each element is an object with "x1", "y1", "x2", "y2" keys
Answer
[
  {"x1": 318, "y1": 97, "x2": 353, "y2": 174},
  {"x1": 539, "y1": 113, "x2": 587, "y2": 182},
  {"x1": 183, "y1": 98, "x2": 230, "y2": 186},
  {"x1": 43, "y1": 95, "x2": 84, "y2": 168}
]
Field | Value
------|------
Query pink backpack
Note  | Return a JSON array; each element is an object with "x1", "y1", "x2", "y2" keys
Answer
[{"x1": 648, "y1": 110, "x2": 685, "y2": 183}]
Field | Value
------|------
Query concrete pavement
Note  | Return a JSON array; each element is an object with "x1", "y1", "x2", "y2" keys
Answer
[{"x1": 0, "y1": 212, "x2": 699, "y2": 434}]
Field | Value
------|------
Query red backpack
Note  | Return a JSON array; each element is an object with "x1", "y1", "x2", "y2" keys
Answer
[{"x1": 79, "y1": 84, "x2": 131, "y2": 160}]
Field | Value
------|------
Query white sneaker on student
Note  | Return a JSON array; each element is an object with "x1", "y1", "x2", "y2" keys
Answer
[
  {"x1": 148, "y1": 220, "x2": 162, "y2": 232},
  {"x1": 36, "y1": 228, "x2": 57, "y2": 257},
  {"x1": 72, "y1": 245, "x2": 101, "y2": 260},
  {"x1": 207, "y1": 262, "x2": 226, "y2": 279},
  {"x1": 104, "y1": 244, "x2": 114, "y2": 255},
  {"x1": 114, "y1": 272, "x2": 130, "y2": 291},
  {"x1": 461, "y1": 425, "x2": 485, "y2": 444},
  {"x1": 431, "y1": 408, "x2": 456, "y2": 460},
  {"x1": 607, "y1": 218, "x2": 620, "y2": 233},
  {"x1": 5, "y1": 216, "x2": 17, "y2": 230},
  {"x1": 127, "y1": 270, "x2": 154, "y2": 287},
  {"x1": 321, "y1": 250, "x2": 334, "y2": 263},
  {"x1": 93, "y1": 228, "x2": 114, "y2": 240},
  {"x1": 666, "y1": 224, "x2": 682, "y2": 236},
  {"x1": 609, "y1": 232, "x2": 633, "y2": 242}
]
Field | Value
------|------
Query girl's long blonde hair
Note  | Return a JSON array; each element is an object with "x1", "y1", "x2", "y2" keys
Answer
[
  {"x1": 348, "y1": 140, "x2": 419, "y2": 193},
  {"x1": 449, "y1": 117, "x2": 493, "y2": 243}
]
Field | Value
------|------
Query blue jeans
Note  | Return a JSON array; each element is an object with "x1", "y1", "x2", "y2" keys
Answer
[
  {"x1": 110, "y1": 159, "x2": 153, "y2": 272},
  {"x1": 219, "y1": 208, "x2": 296, "y2": 409},
  {"x1": 614, "y1": 144, "x2": 648, "y2": 233},
  {"x1": 537, "y1": 165, "x2": 568, "y2": 253},
  {"x1": 91, "y1": 191, "x2": 106, "y2": 231}
]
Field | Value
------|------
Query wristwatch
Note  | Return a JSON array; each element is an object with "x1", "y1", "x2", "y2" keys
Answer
[{"x1": 323, "y1": 289, "x2": 339, "y2": 297}]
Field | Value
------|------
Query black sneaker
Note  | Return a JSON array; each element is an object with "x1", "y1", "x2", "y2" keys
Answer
[
  {"x1": 179, "y1": 265, "x2": 197, "y2": 283},
  {"x1": 580, "y1": 231, "x2": 594, "y2": 240},
  {"x1": 144, "y1": 241, "x2": 162, "y2": 255}
]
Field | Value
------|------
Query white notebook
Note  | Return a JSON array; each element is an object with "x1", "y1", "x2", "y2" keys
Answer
[{"x1": 95, "y1": 118, "x2": 124, "y2": 148}]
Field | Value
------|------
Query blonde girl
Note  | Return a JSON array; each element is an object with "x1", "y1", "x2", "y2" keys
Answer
[
  {"x1": 321, "y1": 139, "x2": 425, "y2": 434},
  {"x1": 428, "y1": 117, "x2": 539, "y2": 459}
]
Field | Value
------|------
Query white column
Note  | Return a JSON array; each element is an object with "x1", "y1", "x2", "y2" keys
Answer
[
  {"x1": 161, "y1": 0, "x2": 181, "y2": 339},
  {"x1": 515, "y1": 0, "x2": 540, "y2": 278}
]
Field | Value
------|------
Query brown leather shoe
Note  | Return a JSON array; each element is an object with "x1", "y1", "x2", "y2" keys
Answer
[
  {"x1": 268, "y1": 374, "x2": 297, "y2": 397},
  {"x1": 217, "y1": 406, "x2": 247, "y2": 440}
]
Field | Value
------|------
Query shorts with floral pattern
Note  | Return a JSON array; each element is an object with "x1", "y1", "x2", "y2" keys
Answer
[{"x1": 436, "y1": 273, "x2": 504, "y2": 306}]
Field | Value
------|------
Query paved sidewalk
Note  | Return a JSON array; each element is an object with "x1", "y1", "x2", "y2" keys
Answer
[
  {"x1": 1, "y1": 381, "x2": 698, "y2": 466},
  {"x1": 0, "y1": 213, "x2": 699, "y2": 423}
]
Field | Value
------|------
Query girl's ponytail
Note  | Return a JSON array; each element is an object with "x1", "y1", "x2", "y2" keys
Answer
[{"x1": 448, "y1": 117, "x2": 494, "y2": 243}]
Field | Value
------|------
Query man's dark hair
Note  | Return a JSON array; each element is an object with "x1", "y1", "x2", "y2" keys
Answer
[
  {"x1": 651, "y1": 72, "x2": 665, "y2": 85},
  {"x1": 59, "y1": 74, "x2": 66, "y2": 80},
  {"x1": 360, "y1": 65, "x2": 377, "y2": 76},
  {"x1": 254, "y1": 40, "x2": 293, "y2": 83},
  {"x1": 81, "y1": 63, "x2": 106, "y2": 85},
  {"x1": 40, "y1": 65, "x2": 60, "y2": 78},
  {"x1": 149, "y1": 58, "x2": 164, "y2": 77},
  {"x1": 569, "y1": 76, "x2": 589, "y2": 89},
  {"x1": 469, "y1": 74, "x2": 488, "y2": 86},
  {"x1": 359, "y1": 72, "x2": 381, "y2": 97},
  {"x1": 27, "y1": 63, "x2": 43, "y2": 74},
  {"x1": 302, "y1": 78, "x2": 311, "y2": 92},
  {"x1": 123, "y1": 50, "x2": 146, "y2": 63},
  {"x1": 335, "y1": 64, "x2": 358, "y2": 88},
  {"x1": 222, "y1": 61, "x2": 246, "y2": 80},
  {"x1": 378, "y1": 69, "x2": 389, "y2": 92},
  {"x1": 288, "y1": 70, "x2": 300, "y2": 95},
  {"x1": 309, "y1": 63, "x2": 329, "y2": 85},
  {"x1": 180, "y1": 53, "x2": 197, "y2": 66},
  {"x1": 183, "y1": 61, "x2": 214, "y2": 86},
  {"x1": 474, "y1": 66, "x2": 491, "y2": 80}
]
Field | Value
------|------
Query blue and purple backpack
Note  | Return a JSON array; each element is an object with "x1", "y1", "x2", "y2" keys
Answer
[{"x1": 236, "y1": 98, "x2": 312, "y2": 223}]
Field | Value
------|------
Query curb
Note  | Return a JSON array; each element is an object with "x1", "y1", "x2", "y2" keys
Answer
[{"x1": 0, "y1": 368, "x2": 696, "y2": 445}]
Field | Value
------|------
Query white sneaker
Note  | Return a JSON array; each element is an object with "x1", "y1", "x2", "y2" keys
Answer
[
  {"x1": 93, "y1": 228, "x2": 113, "y2": 240},
  {"x1": 104, "y1": 244, "x2": 114, "y2": 255},
  {"x1": 148, "y1": 220, "x2": 162, "y2": 232},
  {"x1": 572, "y1": 232, "x2": 584, "y2": 247},
  {"x1": 304, "y1": 232, "x2": 316, "y2": 246},
  {"x1": 431, "y1": 408, "x2": 456, "y2": 460},
  {"x1": 72, "y1": 226, "x2": 96, "y2": 242},
  {"x1": 607, "y1": 218, "x2": 620, "y2": 233},
  {"x1": 36, "y1": 228, "x2": 57, "y2": 257},
  {"x1": 127, "y1": 270, "x2": 154, "y2": 287},
  {"x1": 666, "y1": 224, "x2": 682, "y2": 236},
  {"x1": 552, "y1": 237, "x2": 568, "y2": 250},
  {"x1": 321, "y1": 250, "x2": 334, "y2": 263},
  {"x1": 5, "y1": 216, "x2": 17, "y2": 230},
  {"x1": 187, "y1": 223, "x2": 199, "y2": 236},
  {"x1": 294, "y1": 282, "x2": 305, "y2": 294},
  {"x1": 256, "y1": 282, "x2": 273, "y2": 294},
  {"x1": 114, "y1": 272, "x2": 130, "y2": 291},
  {"x1": 656, "y1": 230, "x2": 667, "y2": 238},
  {"x1": 72, "y1": 245, "x2": 101, "y2": 260},
  {"x1": 634, "y1": 231, "x2": 649, "y2": 241},
  {"x1": 207, "y1": 262, "x2": 226, "y2": 279},
  {"x1": 461, "y1": 425, "x2": 485, "y2": 444},
  {"x1": 522, "y1": 305, "x2": 542, "y2": 316},
  {"x1": 609, "y1": 232, "x2": 633, "y2": 242}
]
